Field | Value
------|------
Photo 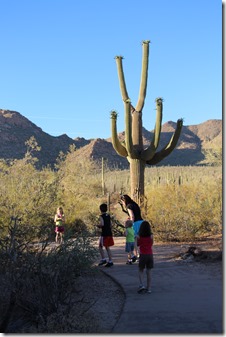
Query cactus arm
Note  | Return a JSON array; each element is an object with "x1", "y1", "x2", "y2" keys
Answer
[
  {"x1": 111, "y1": 111, "x2": 128, "y2": 157},
  {"x1": 146, "y1": 119, "x2": 183, "y2": 165},
  {"x1": 141, "y1": 131, "x2": 157, "y2": 161},
  {"x1": 115, "y1": 56, "x2": 129, "y2": 102},
  {"x1": 153, "y1": 97, "x2": 163, "y2": 148},
  {"x1": 125, "y1": 100, "x2": 136, "y2": 158},
  {"x1": 141, "y1": 97, "x2": 163, "y2": 161},
  {"x1": 135, "y1": 40, "x2": 150, "y2": 112}
]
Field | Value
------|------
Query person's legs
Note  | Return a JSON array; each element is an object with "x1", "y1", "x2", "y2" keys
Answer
[
  {"x1": 137, "y1": 268, "x2": 146, "y2": 292},
  {"x1": 98, "y1": 237, "x2": 107, "y2": 265},
  {"x1": 134, "y1": 236, "x2": 141, "y2": 259},
  {"x1": 138, "y1": 268, "x2": 144, "y2": 286},
  {"x1": 125, "y1": 243, "x2": 130, "y2": 263},
  {"x1": 105, "y1": 247, "x2": 113, "y2": 267},
  {"x1": 60, "y1": 232, "x2": 63, "y2": 244},
  {"x1": 146, "y1": 268, "x2": 151, "y2": 292},
  {"x1": 99, "y1": 246, "x2": 105, "y2": 259},
  {"x1": 145, "y1": 255, "x2": 153, "y2": 293},
  {"x1": 125, "y1": 243, "x2": 133, "y2": 263},
  {"x1": 130, "y1": 241, "x2": 136, "y2": 261},
  {"x1": 137, "y1": 255, "x2": 146, "y2": 292},
  {"x1": 55, "y1": 231, "x2": 59, "y2": 243},
  {"x1": 131, "y1": 244, "x2": 135, "y2": 259},
  {"x1": 102, "y1": 237, "x2": 114, "y2": 267},
  {"x1": 105, "y1": 247, "x2": 112, "y2": 261},
  {"x1": 129, "y1": 244, "x2": 135, "y2": 262},
  {"x1": 134, "y1": 236, "x2": 138, "y2": 257}
]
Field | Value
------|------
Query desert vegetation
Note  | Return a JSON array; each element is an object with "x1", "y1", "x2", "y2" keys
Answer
[
  {"x1": 0, "y1": 142, "x2": 222, "y2": 332},
  {"x1": 0, "y1": 143, "x2": 222, "y2": 240}
]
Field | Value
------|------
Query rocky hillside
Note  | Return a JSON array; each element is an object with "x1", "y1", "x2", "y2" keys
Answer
[
  {"x1": 73, "y1": 120, "x2": 222, "y2": 168},
  {"x1": 0, "y1": 109, "x2": 222, "y2": 168},
  {"x1": 0, "y1": 110, "x2": 90, "y2": 167}
]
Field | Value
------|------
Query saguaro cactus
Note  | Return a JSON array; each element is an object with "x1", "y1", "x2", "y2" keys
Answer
[{"x1": 111, "y1": 40, "x2": 183, "y2": 205}]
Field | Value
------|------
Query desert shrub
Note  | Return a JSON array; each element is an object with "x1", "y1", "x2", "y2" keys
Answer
[
  {"x1": 54, "y1": 146, "x2": 104, "y2": 223},
  {"x1": 65, "y1": 218, "x2": 90, "y2": 236},
  {"x1": 0, "y1": 219, "x2": 98, "y2": 333},
  {"x1": 99, "y1": 166, "x2": 222, "y2": 242},
  {"x1": 0, "y1": 158, "x2": 57, "y2": 234},
  {"x1": 144, "y1": 178, "x2": 222, "y2": 241},
  {"x1": 0, "y1": 146, "x2": 222, "y2": 243}
]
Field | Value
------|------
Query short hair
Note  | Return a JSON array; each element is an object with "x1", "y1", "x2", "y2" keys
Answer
[
  {"x1": 125, "y1": 219, "x2": 133, "y2": 228},
  {"x1": 100, "y1": 203, "x2": 108, "y2": 213}
]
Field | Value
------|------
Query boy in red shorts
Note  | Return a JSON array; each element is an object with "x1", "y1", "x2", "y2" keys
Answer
[{"x1": 95, "y1": 203, "x2": 114, "y2": 267}]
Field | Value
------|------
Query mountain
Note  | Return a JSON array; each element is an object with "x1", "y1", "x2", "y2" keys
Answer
[
  {"x1": 0, "y1": 109, "x2": 90, "y2": 167},
  {"x1": 0, "y1": 109, "x2": 222, "y2": 168}
]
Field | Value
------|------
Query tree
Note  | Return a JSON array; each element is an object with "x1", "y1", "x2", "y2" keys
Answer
[
  {"x1": 24, "y1": 136, "x2": 41, "y2": 165},
  {"x1": 111, "y1": 40, "x2": 183, "y2": 206}
]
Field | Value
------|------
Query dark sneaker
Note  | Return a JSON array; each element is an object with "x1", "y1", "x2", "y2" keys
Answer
[
  {"x1": 132, "y1": 256, "x2": 137, "y2": 263},
  {"x1": 126, "y1": 260, "x2": 132, "y2": 265},
  {"x1": 98, "y1": 259, "x2": 107, "y2": 266},
  {"x1": 105, "y1": 262, "x2": 114, "y2": 267}
]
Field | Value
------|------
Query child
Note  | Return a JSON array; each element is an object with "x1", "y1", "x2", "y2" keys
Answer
[
  {"x1": 136, "y1": 220, "x2": 154, "y2": 294},
  {"x1": 120, "y1": 194, "x2": 143, "y2": 260},
  {"x1": 124, "y1": 219, "x2": 136, "y2": 264},
  {"x1": 54, "y1": 206, "x2": 65, "y2": 244},
  {"x1": 95, "y1": 203, "x2": 114, "y2": 267}
]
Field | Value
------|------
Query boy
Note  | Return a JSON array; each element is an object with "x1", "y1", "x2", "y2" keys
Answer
[
  {"x1": 124, "y1": 219, "x2": 135, "y2": 264},
  {"x1": 95, "y1": 203, "x2": 114, "y2": 267}
]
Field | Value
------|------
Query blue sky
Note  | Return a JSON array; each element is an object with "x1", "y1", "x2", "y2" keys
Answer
[{"x1": 1, "y1": 0, "x2": 222, "y2": 140}]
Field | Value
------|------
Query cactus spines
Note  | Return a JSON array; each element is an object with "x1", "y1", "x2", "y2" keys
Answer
[{"x1": 111, "y1": 41, "x2": 183, "y2": 204}]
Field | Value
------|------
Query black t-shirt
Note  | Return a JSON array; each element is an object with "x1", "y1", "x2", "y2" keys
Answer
[
  {"x1": 127, "y1": 202, "x2": 143, "y2": 222},
  {"x1": 100, "y1": 213, "x2": 112, "y2": 237}
]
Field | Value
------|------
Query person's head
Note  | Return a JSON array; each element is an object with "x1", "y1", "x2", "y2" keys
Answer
[
  {"x1": 120, "y1": 194, "x2": 132, "y2": 206},
  {"x1": 125, "y1": 219, "x2": 133, "y2": 228},
  {"x1": 99, "y1": 203, "x2": 108, "y2": 213},
  {"x1": 138, "y1": 220, "x2": 152, "y2": 237},
  {"x1": 57, "y1": 206, "x2": 64, "y2": 214}
]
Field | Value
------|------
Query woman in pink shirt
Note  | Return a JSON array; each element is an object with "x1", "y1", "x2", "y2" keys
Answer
[{"x1": 137, "y1": 220, "x2": 154, "y2": 294}]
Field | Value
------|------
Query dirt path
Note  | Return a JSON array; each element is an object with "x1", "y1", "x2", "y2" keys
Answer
[{"x1": 101, "y1": 237, "x2": 223, "y2": 333}]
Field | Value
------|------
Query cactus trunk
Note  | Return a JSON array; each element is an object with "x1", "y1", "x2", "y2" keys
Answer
[{"x1": 129, "y1": 158, "x2": 145, "y2": 203}]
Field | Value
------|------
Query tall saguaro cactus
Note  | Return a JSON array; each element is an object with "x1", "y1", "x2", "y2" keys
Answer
[{"x1": 111, "y1": 40, "x2": 183, "y2": 205}]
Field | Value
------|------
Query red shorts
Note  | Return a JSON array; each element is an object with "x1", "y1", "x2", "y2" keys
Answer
[
  {"x1": 99, "y1": 236, "x2": 114, "y2": 248},
  {"x1": 55, "y1": 226, "x2": 64, "y2": 233}
]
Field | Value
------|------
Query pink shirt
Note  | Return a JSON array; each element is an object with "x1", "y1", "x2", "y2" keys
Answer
[{"x1": 137, "y1": 236, "x2": 153, "y2": 255}]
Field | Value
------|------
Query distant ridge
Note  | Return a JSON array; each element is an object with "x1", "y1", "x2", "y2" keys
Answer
[{"x1": 0, "y1": 109, "x2": 222, "y2": 168}]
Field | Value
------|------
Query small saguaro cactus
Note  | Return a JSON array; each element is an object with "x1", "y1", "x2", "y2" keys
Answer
[{"x1": 111, "y1": 40, "x2": 183, "y2": 206}]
